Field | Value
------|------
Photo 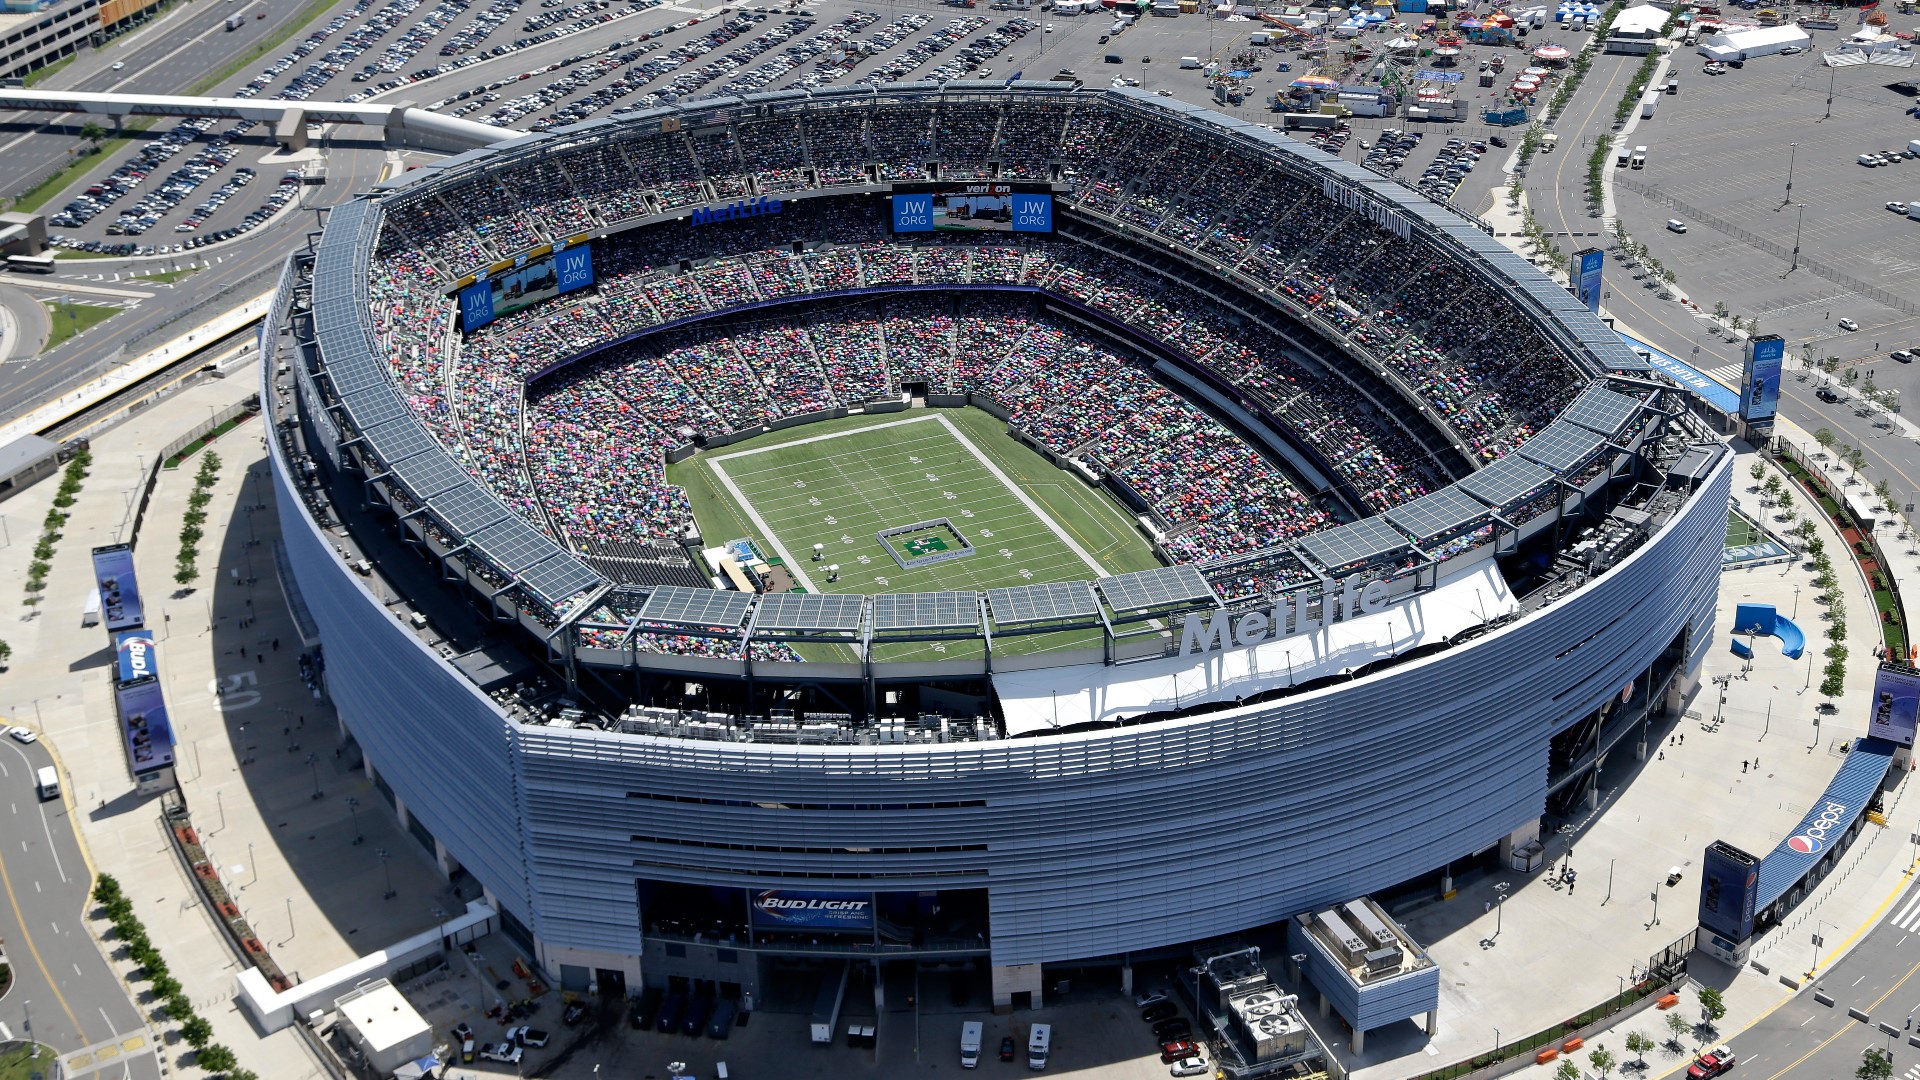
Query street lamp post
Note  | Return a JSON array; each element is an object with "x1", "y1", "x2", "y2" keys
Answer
[
  {"x1": 1778, "y1": 142, "x2": 1796, "y2": 209},
  {"x1": 377, "y1": 847, "x2": 396, "y2": 900},
  {"x1": 346, "y1": 795, "x2": 363, "y2": 845},
  {"x1": 306, "y1": 752, "x2": 323, "y2": 800},
  {"x1": 1790, "y1": 203, "x2": 1806, "y2": 273}
]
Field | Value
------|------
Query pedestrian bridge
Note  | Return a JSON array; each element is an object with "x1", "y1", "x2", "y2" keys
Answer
[{"x1": 0, "y1": 89, "x2": 511, "y2": 153}]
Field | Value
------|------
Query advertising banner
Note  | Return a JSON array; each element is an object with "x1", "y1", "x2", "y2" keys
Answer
[
  {"x1": 1869, "y1": 663, "x2": 1920, "y2": 747},
  {"x1": 115, "y1": 679, "x2": 175, "y2": 773},
  {"x1": 90, "y1": 544, "x2": 144, "y2": 632},
  {"x1": 750, "y1": 889, "x2": 875, "y2": 931},
  {"x1": 1740, "y1": 335, "x2": 1785, "y2": 424},
  {"x1": 1697, "y1": 840, "x2": 1759, "y2": 942},
  {"x1": 890, "y1": 182, "x2": 1055, "y2": 234},
  {"x1": 115, "y1": 629, "x2": 158, "y2": 685},
  {"x1": 459, "y1": 243, "x2": 596, "y2": 332},
  {"x1": 1572, "y1": 248, "x2": 1604, "y2": 314}
]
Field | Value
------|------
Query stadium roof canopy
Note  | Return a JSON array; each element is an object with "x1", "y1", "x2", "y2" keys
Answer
[
  {"x1": 637, "y1": 587, "x2": 754, "y2": 629},
  {"x1": 1515, "y1": 420, "x2": 1606, "y2": 475},
  {"x1": 987, "y1": 581, "x2": 1101, "y2": 626},
  {"x1": 872, "y1": 591, "x2": 980, "y2": 632},
  {"x1": 1561, "y1": 385, "x2": 1645, "y2": 437},
  {"x1": 1098, "y1": 566, "x2": 1215, "y2": 614},
  {"x1": 1383, "y1": 486, "x2": 1493, "y2": 545},
  {"x1": 1301, "y1": 517, "x2": 1417, "y2": 572},
  {"x1": 1457, "y1": 454, "x2": 1556, "y2": 509},
  {"x1": 754, "y1": 592, "x2": 867, "y2": 633}
]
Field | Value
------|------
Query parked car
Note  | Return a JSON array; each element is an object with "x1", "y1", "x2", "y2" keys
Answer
[
  {"x1": 506, "y1": 1026, "x2": 549, "y2": 1048},
  {"x1": 1817, "y1": 386, "x2": 1842, "y2": 402},
  {"x1": 1687, "y1": 1045, "x2": 1737, "y2": 1080},
  {"x1": 1892, "y1": 349, "x2": 1914, "y2": 363},
  {"x1": 1153, "y1": 1018, "x2": 1193, "y2": 1041},
  {"x1": 1839, "y1": 318, "x2": 1860, "y2": 331},
  {"x1": 563, "y1": 1000, "x2": 590, "y2": 1026},
  {"x1": 1000, "y1": 1035, "x2": 1016, "y2": 1061},
  {"x1": 1171, "y1": 1058, "x2": 1211, "y2": 1078},
  {"x1": 1891, "y1": 201, "x2": 1910, "y2": 213},
  {"x1": 1134, "y1": 989, "x2": 1171, "y2": 1008},
  {"x1": 1161, "y1": 1039, "x2": 1201, "y2": 1064},
  {"x1": 478, "y1": 1043, "x2": 523, "y2": 1064},
  {"x1": 7, "y1": 726, "x2": 36, "y2": 744},
  {"x1": 1142, "y1": 1002, "x2": 1179, "y2": 1023}
]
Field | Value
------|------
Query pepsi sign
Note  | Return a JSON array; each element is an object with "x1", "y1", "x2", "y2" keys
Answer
[
  {"x1": 115, "y1": 629, "x2": 158, "y2": 686},
  {"x1": 1787, "y1": 800, "x2": 1848, "y2": 854}
]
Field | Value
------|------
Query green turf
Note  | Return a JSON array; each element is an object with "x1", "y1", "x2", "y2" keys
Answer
[
  {"x1": 42, "y1": 301, "x2": 120, "y2": 350},
  {"x1": 668, "y1": 408, "x2": 1165, "y2": 662},
  {"x1": 1726, "y1": 510, "x2": 1761, "y2": 549},
  {"x1": 0, "y1": 1042, "x2": 57, "y2": 1080}
]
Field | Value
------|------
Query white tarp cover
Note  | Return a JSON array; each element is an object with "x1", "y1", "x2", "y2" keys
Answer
[
  {"x1": 1699, "y1": 23, "x2": 1810, "y2": 57},
  {"x1": 994, "y1": 561, "x2": 1517, "y2": 734},
  {"x1": 1609, "y1": 4, "x2": 1668, "y2": 36}
]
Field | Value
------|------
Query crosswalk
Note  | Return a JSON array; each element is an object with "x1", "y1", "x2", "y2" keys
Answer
[
  {"x1": 1887, "y1": 888, "x2": 1920, "y2": 933},
  {"x1": 1700, "y1": 364, "x2": 1742, "y2": 388}
]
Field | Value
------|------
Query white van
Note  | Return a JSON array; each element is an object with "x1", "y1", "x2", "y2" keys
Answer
[
  {"x1": 1665, "y1": 219, "x2": 1687, "y2": 234},
  {"x1": 1028, "y1": 1023, "x2": 1052, "y2": 1070},
  {"x1": 1179, "y1": 55, "x2": 1203, "y2": 68},
  {"x1": 36, "y1": 765, "x2": 59, "y2": 801},
  {"x1": 961, "y1": 1021, "x2": 984, "y2": 1068}
]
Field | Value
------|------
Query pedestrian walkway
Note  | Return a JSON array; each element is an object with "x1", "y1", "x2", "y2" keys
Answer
[{"x1": 0, "y1": 363, "x2": 461, "y2": 1079}]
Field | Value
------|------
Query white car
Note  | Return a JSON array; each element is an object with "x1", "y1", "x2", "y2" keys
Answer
[
  {"x1": 1135, "y1": 989, "x2": 1171, "y2": 1008},
  {"x1": 1780, "y1": 44, "x2": 1803, "y2": 54},
  {"x1": 110, "y1": 61, "x2": 125, "y2": 70},
  {"x1": 1171, "y1": 1058, "x2": 1210, "y2": 1077},
  {"x1": 1839, "y1": 318, "x2": 1860, "y2": 331},
  {"x1": 7, "y1": 727, "x2": 35, "y2": 744},
  {"x1": 1890, "y1": 201, "x2": 1910, "y2": 214},
  {"x1": 1044, "y1": 22, "x2": 1054, "y2": 30},
  {"x1": 478, "y1": 1042, "x2": 523, "y2": 1064}
]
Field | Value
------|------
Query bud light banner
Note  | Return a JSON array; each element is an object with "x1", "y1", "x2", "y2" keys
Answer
[
  {"x1": 1572, "y1": 248, "x2": 1604, "y2": 314},
  {"x1": 458, "y1": 243, "x2": 596, "y2": 333},
  {"x1": 1869, "y1": 663, "x2": 1920, "y2": 747},
  {"x1": 1740, "y1": 335, "x2": 1785, "y2": 425},
  {"x1": 1697, "y1": 840, "x2": 1759, "y2": 942},
  {"x1": 90, "y1": 543, "x2": 144, "y2": 633},
  {"x1": 115, "y1": 629, "x2": 158, "y2": 686},
  {"x1": 750, "y1": 889, "x2": 875, "y2": 931}
]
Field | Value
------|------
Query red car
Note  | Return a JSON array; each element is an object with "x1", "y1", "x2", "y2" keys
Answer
[
  {"x1": 1161, "y1": 1039, "x2": 1200, "y2": 1064},
  {"x1": 1687, "y1": 1045, "x2": 1736, "y2": 1080}
]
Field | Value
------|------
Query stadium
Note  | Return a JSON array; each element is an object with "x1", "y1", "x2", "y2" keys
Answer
[{"x1": 266, "y1": 82, "x2": 1730, "y2": 1047}]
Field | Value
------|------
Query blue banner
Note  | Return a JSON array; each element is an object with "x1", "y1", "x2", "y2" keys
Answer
[
  {"x1": 1011, "y1": 192, "x2": 1054, "y2": 233},
  {"x1": 892, "y1": 193, "x2": 935, "y2": 232},
  {"x1": 91, "y1": 544, "x2": 144, "y2": 633},
  {"x1": 556, "y1": 244, "x2": 595, "y2": 295},
  {"x1": 1869, "y1": 663, "x2": 1920, "y2": 748},
  {"x1": 116, "y1": 679, "x2": 175, "y2": 774},
  {"x1": 1414, "y1": 69, "x2": 1463, "y2": 82},
  {"x1": 1573, "y1": 248, "x2": 1604, "y2": 314},
  {"x1": 459, "y1": 279, "x2": 495, "y2": 332},
  {"x1": 750, "y1": 889, "x2": 875, "y2": 931},
  {"x1": 1740, "y1": 335, "x2": 1784, "y2": 423},
  {"x1": 115, "y1": 629, "x2": 157, "y2": 685},
  {"x1": 1697, "y1": 841, "x2": 1759, "y2": 942}
]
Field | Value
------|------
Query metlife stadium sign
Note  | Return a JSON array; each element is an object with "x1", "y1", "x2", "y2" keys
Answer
[{"x1": 750, "y1": 889, "x2": 875, "y2": 931}]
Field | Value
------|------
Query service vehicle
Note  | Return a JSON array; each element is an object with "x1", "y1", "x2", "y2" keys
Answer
[
  {"x1": 35, "y1": 766, "x2": 58, "y2": 801},
  {"x1": 1029, "y1": 1023, "x2": 1052, "y2": 1070},
  {"x1": 961, "y1": 1020, "x2": 984, "y2": 1067},
  {"x1": 1687, "y1": 1045, "x2": 1736, "y2": 1080}
]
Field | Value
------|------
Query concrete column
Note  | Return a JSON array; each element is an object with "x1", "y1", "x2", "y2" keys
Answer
[
  {"x1": 1351, "y1": 1027, "x2": 1365, "y2": 1054},
  {"x1": 432, "y1": 836, "x2": 459, "y2": 879},
  {"x1": 872, "y1": 961, "x2": 885, "y2": 1011},
  {"x1": 394, "y1": 793, "x2": 411, "y2": 832},
  {"x1": 1318, "y1": 994, "x2": 1330, "y2": 1019},
  {"x1": 1120, "y1": 964, "x2": 1133, "y2": 996},
  {"x1": 1427, "y1": 1010, "x2": 1439, "y2": 1036}
]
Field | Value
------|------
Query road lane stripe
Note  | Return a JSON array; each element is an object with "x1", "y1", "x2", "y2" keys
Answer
[{"x1": 0, "y1": 803, "x2": 88, "y2": 1042}]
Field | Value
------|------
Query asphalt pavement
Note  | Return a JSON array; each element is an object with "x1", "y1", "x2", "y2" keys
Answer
[{"x1": 0, "y1": 735, "x2": 160, "y2": 1080}]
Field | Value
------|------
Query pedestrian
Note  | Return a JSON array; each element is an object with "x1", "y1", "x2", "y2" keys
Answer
[
  {"x1": 1679, "y1": 733, "x2": 1685, "y2": 745},
  {"x1": 1742, "y1": 760, "x2": 1748, "y2": 773},
  {"x1": 1658, "y1": 750, "x2": 1665, "y2": 760},
  {"x1": 272, "y1": 638, "x2": 280, "y2": 651}
]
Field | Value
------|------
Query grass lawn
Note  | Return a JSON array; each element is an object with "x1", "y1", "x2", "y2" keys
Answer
[
  {"x1": 43, "y1": 301, "x2": 120, "y2": 350},
  {"x1": 134, "y1": 267, "x2": 199, "y2": 283},
  {"x1": 0, "y1": 1043, "x2": 58, "y2": 1080},
  {"x1": 1725, "y1": 510, "x2": 1760, "y2": 548},
  {"x1": 668, "y1": 408, "x2": 1163, "y2": 661},
  {"x1": 12, "y1": 133, "x2": 141, "y2": 214},
  {"x1": 22, "y1": 54, "x2": 74, "y2": 87}
]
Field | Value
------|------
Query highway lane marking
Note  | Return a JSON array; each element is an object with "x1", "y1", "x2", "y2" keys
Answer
[
  {"x1": 0, "y1": 787, "x2": 88, "y2": 1044},
  {"x1": 1762, "y1": 961, "x2": 1920, "y2": 1080}
]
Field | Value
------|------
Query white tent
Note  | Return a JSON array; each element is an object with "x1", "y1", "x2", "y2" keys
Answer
[
  {"x1": 1609, "y1": 4, "x2": 1667, "y2": 37},
  {"x1": 1698, "y1": 23, "x2": 1810, "y2": 60}
]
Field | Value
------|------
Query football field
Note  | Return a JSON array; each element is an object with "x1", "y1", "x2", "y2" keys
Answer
[{"x1": 669, "y1": 409, "x2": 1164, "y2": 657}]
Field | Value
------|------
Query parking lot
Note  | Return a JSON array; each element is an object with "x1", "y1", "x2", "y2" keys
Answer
[{"x1": 1606, "y1": 29, "x2": 1920, "y2": 376}]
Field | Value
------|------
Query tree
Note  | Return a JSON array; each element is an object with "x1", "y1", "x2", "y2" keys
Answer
[
  {"x1": 1875, "y1": 480, "x2": 1898, "y2": 515},
  {"x1": 195, "y1": 1045, "x2": 237, "y2": 1073},
  {"x1": 1666, "y1": 1011, "x2": 1691, "y2": 1045},
  {"x1": 180, "y1": 1014, "x2": 213, "y2": 1049},
  {"x1": 1555, "y1": 1058, "x2": 1582, "y2": 1080},
  {"x1": 1859, "y1": 1047, "x2": 1894, "y2": 1080},
  {"x1": 79, "y1": 120, "x2": 104, "y2": 144},
  {"x1": 1623, "y1": 1031, "x2": 1654, "y2": 1067},
  {"x1": 1590, "y1": 1045, "x2": 1617, "y2": 1078},
  {"x1": 1750, "y1": 461, "x2": 1765, "y2": 488},
  {"x1": 149, "y1": 973, "x2": 181, "y2": 1001}
]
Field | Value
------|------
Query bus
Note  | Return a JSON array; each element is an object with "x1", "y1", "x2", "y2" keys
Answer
[{"x1": 7, "y1": 252, "x2": 57, "y2": 274}]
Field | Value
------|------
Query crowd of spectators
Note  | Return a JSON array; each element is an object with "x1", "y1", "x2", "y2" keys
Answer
[{"x1": 356, "y1": 95, "x2": 1610, "y2": 653}]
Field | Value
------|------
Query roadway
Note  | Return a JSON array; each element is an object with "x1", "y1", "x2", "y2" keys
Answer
[
  {"x1": 1715, "y1": 873, "x2": 1920, "y2": 1080},
  {"x1": 0, "y1": 736, "x2": 160, "y2": 1080}
]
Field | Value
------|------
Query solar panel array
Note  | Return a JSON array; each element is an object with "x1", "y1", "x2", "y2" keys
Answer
[
  {"x1": 755, "y1": 592, "x2": 867, "y2": 632},
  {"x1": 987, "y1": 581, "x2": 1100, "y2": 626},
  {"x1": 872, "y1": 591, "x2": 980, "y2": 632},
  {"x1": 1097, "y1": 566, "x2": 1214, "y2": 613},
  {"x1": 1383, "y1": 486, "x2": 1491, "y2": 544},
  {"x1": 1301, "y1": 516, "x2": 1413, "y2": 572},
  {"x1": 1561, "y1": 385, "x2": 1644, "y2": 437},
  {"x1": 1516, "y1": 420, "x2": 1606, "y2": 476},
  {"x1": 638, "y1": 587, "x2": 755, "y2": 629},
  {"x1": 1458, "y1": 453, "x2": 1556, "y2": 510}
]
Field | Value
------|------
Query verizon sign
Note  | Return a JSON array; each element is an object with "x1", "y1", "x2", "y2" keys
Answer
[{"x1": 1179, "y1": 577, "x2": 1401, "y2": 659}]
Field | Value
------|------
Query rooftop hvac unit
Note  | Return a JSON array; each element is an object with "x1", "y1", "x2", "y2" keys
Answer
[
  {"x1": 1249, "y1": 1013, "x2": 1311, "y2": 1060},
  {"x1": 1340, "y1": 900, "x2": 1399, "y2": 950},
  {"x1": 1314, "y1": 910, "x2": 1369, "y2": 966},
  {"x1": 1363, "y1": 945, "x2": 1405, "y2": 974},
  {"x1": 1234, "y1": 991, "x2": 1283, "y2": 1019}
]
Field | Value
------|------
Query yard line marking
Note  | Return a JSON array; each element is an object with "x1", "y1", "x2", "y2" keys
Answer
[{"x1": 928, "y1": 413, "x2": 1108, "y2": 578}]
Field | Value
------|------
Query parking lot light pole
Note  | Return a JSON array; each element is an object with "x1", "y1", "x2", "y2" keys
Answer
[
  {"x1": 1777, "y1": 142, "x2": 1796, "y2": 209},
  {"x1": 1790, "y1": 204, "x2": 1806, "y2": 273}
]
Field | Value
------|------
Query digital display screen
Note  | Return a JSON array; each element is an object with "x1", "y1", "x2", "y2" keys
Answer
[
  {"x1": 460, "y1": 242, "x2": 596, "y2": 332},
  {"x1": 91, "y1": 544, "x2": 144, "y2": 632},
  {"x1": 116, "y1": 679, "x2": 175, "y2": 773},
  {"x1": 891, "y1": 182, "x2": 1054, "y2": 234},
  {"x1": 1741, "y1": 335, "x2": 1785, "y2": 424}
]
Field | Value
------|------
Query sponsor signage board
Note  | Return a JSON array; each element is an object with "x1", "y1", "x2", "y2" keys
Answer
[
  {"x1": 750, "y1": 889, "x2": 875, "y2": 931},
  {"x1": 116, "y1": 678, "x2": 175, "y2": 773},
  {"x1": 1869, "y1": 663, "x2": 1920, "y2": 748},
  {"x1": 1572, "y1": 248, "x2": 1604, "y2": 314},
  {"x1": 115, "y1": 629, "x2": 158, "y2": 685},
  {"x1": 1697, "y1": 840, "x2": 1759, "y2": 942},
  {"x1": 1740, "y1": 334, "x2": 1785, "y2": 425},
  {"x1": 890, "y1": 182, "x2": 1054, "y2": 234},
  {"x1": 91, "y1": 544, "x2": 144, "y2": 632},
  {"x1": 459, "y1": 242, "x2": 596, "y2": 332}
]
